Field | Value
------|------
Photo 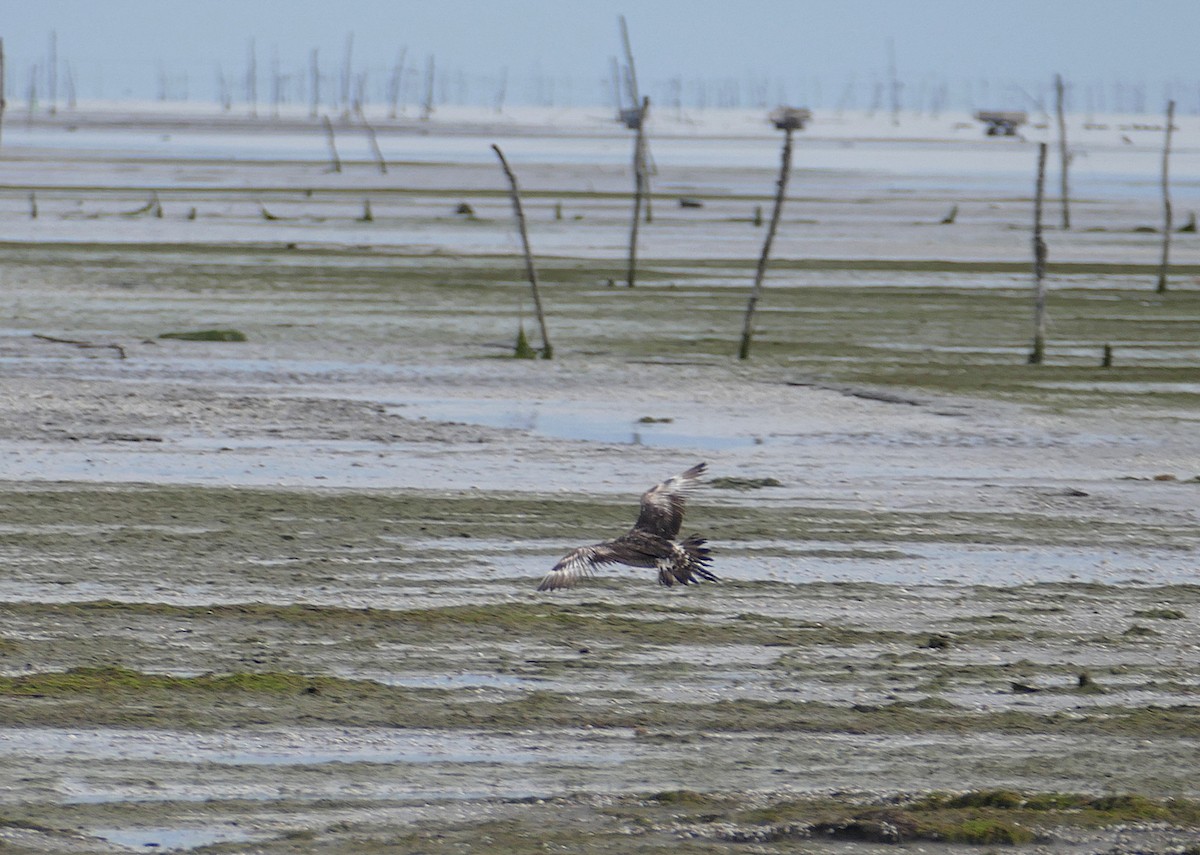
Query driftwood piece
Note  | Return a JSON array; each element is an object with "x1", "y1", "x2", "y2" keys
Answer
[
  {"x1": 33, "y1": 333, "x2": 126, "y2": 359},
  {"x1": 738, "y1": 124, "x2": 795, "y2": 360},
  {"x1": 122, "y1": 193, "x2": 162, "y2": 217},
  {"x1": 492, "y1": 144, "x2": 553, "y2": 359}
]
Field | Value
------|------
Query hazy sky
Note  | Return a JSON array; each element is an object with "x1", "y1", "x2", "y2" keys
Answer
[{"x1": 4, "y1": 0, "x2": 1198, "y2": 112}]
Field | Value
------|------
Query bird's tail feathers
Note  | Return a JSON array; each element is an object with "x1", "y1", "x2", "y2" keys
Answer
[{"x1": 658, "y1": 535, "x2": 718, "y2": 586}]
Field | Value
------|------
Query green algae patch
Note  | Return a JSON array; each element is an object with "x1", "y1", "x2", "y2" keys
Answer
[
  {"x1": 0, "y1": 665, "x2": 369, "y2": 698},
  {"x1": 617, "y1": 790, "x2": 1200, "y2": 848},
  {"x1": 158, "y1": 329, "x2": 247, "y2": 342},
  {"x1": 1132, "y1": 608, "x2": 1186, "y2": 620},
  {"x1": 646, "y1": 789, "x2": 725, "y2": 808}
]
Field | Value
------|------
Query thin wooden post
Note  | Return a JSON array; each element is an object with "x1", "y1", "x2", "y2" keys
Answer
[
  {"x1": 738, "y1": 126, "x2": 794, "y2": 360},
  {"x1": 1029, "y1": 143, "x2": 1049, "y2": 364},
  {"x1": 321, "y1": 115, "x2": 342, "y2": 173},
  {"x1": 340, "y1": 33, "x2": 354, "y2": 121},
  {"x1": 887, "y1": 39, "x2": 900, "y2": 126},
  {"x1": 626, "y1": 96, "x2": 649, "y2": 288},
  {"x1": 308, "y1": 49, "x2": 319, "y2": 119},
  {"x1": 618, "y1": 16, "x2": 652, "y2": 224},
  {"x1": 362, "y1": 120, "x2": 387, "y2": 173},
  {"x1": 387, "y1": 48, "x2": 407, "y2": 119},
  {"x1": 420, "y1": 55, "x2": 435, "y2": 121},
  {"x1": 47, "y1": 31, "x2": 57, "y2": 115},
  {"x1": 492, "y1": 144, "x2": 553, "y2": 359},
  {"x1": 1055, "y1": 74, "x2": 1070, "y2": 230},
  {"x1": 0, "y1": 39, "x2": 7, "y2": 148},
  {"x1": 246, "y1": 38, "x2": 257, "y2": 118},
  {"x1": 1157, "y1": 100, "x2": 1175, "y2": 294},
  {"x1": 618, "y1": 15, "x2": 640, "y2": 109}
]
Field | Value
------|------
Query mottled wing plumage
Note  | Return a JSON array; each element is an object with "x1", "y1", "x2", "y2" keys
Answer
[
  {"x1": 632, "y1": 462, "x2": 706, "y2": 539},
  {"x1": 539, "y1": 463, "x2": 716, "y2": 591},
  {"x1": 538, "y1": 541, "x2": 654, "y2": 591}
]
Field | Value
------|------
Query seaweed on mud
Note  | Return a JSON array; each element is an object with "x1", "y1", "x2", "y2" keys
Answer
[
  {"x1": 655, "y1": 790, "x2": 1200, "y2": 848},
  {"x1": 1132, "y1": 608, "x2": 1187, "y2": 620},
  {"x1": 159, "y1": 328, "x2": 248, "y2": 342}
]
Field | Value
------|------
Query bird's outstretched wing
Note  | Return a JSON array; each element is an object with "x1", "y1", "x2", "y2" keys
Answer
[
  {"x1": 631, "y1": 462, "x2": 706, "y2": 539},
  {"x1": 538, "y1": 542, "x2": 628, "y2": 591}
]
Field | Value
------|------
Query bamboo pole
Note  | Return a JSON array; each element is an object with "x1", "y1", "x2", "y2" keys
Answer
[
  {"x1": 492, "y1": 144, "x2": 553, "y2": 359},
  {"x1": 626, "y1": 96, "x2": 650, "y2": 288},
  {"x1": 1055, "y1": 74, "x2": 1070, "y2": 230},
  {"x1": 1157, "y1": 100, "x2": 1175, "y2": 294},
  {"x1": 1029, "y1": 143, "x2": 1049, "y2": 365},
  {"x1": 738, "y1": 125, "x2": 794, "y2": 360}
]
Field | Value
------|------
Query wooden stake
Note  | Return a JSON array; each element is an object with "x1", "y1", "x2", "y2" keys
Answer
[
  {"x1": 309, "y1": 49, "x2": 319, "y2": 119},
  {"x1": 387, "y1": 48, "x2": 407, "y2": 119},
  {"x1": 362, "y1": 120, "x2": 387, "y2": 173},
  {"x1": 1157, "y1": 100, "x2": 1175, "y2": 294},
  {"x1": 738, "y1": 126, "x2": 794, "y2": 360},
  {"x1": 48, "y1": 30, "x2": 57, "y2": 115},
  {"x1": 322, "y1": 115, "x2": 342, "y2": 173},
  {"x1": 1055, "y1": 74, "x2": 1070, "y2": 230},
  {"x1": 887, "y1": 39, "x2": 901, "y2": 126},
  {"x1": 0, "y1": 39, "x2": 7, "y2": 148},
  {"x1": 617, "y1": 17, "x2": 652, "y2": 224},
  {"x1": 340, "y1": 33, "x2": 354, "y2": 121},
  {"x1": 492, "y1": 144, "x2": 553, "y2": 359},
  {"x1": 1029, "y1": 143, "x2": 1049, "y2": 365},
  {"x1": 618, "y1": 16, "x2": 640, "y2": 108},
  {"x1": 626, "y1": 96, "x2": 650, "y2": 288},
  {"x1": 421, "y1": 55, "x2": 435, "y2": 121},
  {"x1": 246, "y1": 38, "x2": 257, "y2": 118}
]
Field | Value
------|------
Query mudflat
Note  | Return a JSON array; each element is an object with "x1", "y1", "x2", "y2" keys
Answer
[{"x1": 0, "y1": 106, "x2": 1198, "y2": 852}]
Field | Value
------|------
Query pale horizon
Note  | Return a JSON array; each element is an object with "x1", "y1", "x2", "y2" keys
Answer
[{"x1": 4, "y1": 0, "x2": 1200, "y2": 115}]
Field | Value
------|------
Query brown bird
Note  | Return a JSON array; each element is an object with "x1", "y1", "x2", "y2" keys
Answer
[{"x1": 538, "y1": 463, "x2": 716, "y2": 591}]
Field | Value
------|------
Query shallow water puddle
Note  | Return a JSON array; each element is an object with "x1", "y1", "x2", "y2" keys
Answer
[
  {"x1": 392, "y1": 398, "x2": 760, "y2": 449},
  {"x1": 0, "y1": 727, "x2": 623, "y2": 768},
  {"x1": 93, "y1": 827, "x2": 256, "y2": 852}
]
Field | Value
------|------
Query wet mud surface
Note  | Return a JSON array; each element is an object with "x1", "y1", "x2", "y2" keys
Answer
[{"x1": 1, "y1": 110, "x2": 1199, "y2": 852}]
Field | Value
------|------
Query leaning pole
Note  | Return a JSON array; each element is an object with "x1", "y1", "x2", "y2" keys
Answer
[{"x1": 738, "y1": 114, "x2": 797, "y2": 360}]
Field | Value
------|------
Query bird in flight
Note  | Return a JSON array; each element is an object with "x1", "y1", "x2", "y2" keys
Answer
[{"x1": 538, "y1": 462, "x2": 717, "y2": 591}]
